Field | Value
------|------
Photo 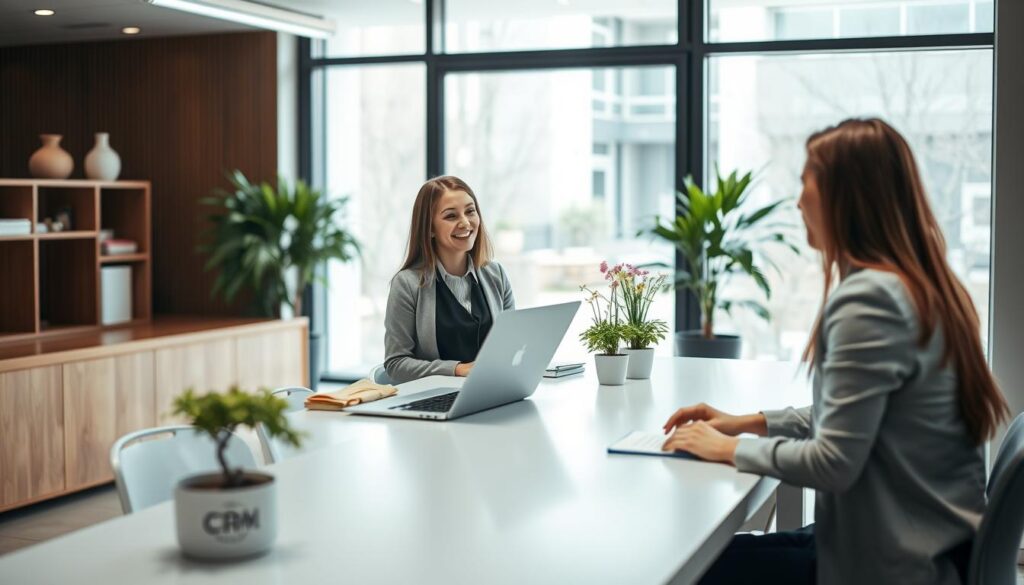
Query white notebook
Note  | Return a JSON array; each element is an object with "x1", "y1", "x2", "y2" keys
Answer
[{"x1": 607, "y1": 431, "x2": 698, "y2": 460}]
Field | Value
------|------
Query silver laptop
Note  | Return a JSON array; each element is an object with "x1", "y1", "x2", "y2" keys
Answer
[{"x1": 347, "y1": 301, "x2": 580, "y2": 421}]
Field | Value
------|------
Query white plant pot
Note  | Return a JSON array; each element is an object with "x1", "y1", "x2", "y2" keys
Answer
[
  {"x1": 594, "y1": 354, "x2": 629, "y2": 386},
  {"x1": 175, "y1": 471, "x2": 277, "y2": 560},
  {"x1": 623, "y1": 348, "x2": 655, "y2": 379}
]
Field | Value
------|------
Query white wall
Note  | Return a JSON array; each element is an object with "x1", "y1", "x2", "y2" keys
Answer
[{"x1": 990, "y1": 0, "x2": 1024, "y2": 452}]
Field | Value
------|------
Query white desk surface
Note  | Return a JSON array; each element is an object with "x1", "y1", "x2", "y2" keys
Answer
[{"x1": 0, "y1": 357, "x2": 810, "y2": 585}]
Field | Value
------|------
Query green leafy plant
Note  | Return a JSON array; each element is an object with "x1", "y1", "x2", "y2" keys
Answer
[
  {"x1": 200, "y1": 170, "x2": 359, "y2": 317},
  {"x1": 645, "y1": 168, "x2": 799, "y2": 339},
  {"x1": 579, "y1": 276, "x2": 627, "y2": 355},
  {"x1": 604, "y1": 262, "x2": 669, "y2": 350},
  {"x1": 172, "y1": 387, "x2": 303, "y2": 488}
]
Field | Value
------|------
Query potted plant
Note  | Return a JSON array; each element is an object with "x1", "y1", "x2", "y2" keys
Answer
[
  {"x1": 171, "y1": 386, "x2": 302, "y2": 560},
  {"x1": 607, "y1": 263, "x2": 668, "y2": 379},
  {"x1": 580, "y1": 270, "x2": 629, "y2": 385},
  {"x1": 200, "y1": 170, "x2": 359, "y2": 387},
  {"x1": 646, "y1": 168, "x2": 798, "y2": 358}
]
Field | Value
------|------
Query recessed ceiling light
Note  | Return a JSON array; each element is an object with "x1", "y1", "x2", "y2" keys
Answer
[
  {"x1": 122, "y1": 26, "x2": 141, "y2": 35},
  {"x1": 34, "y1": 9, "x2": 55, "y2": 16}
]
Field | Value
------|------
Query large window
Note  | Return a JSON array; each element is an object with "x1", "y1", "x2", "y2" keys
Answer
[
  {"x1": 445, "y1": 67, "x2": 676, "y2": 362},
  {"x1": 305, "y1": 1, "x2": 994, "y2": 380},
  {"x1": 707, "y1": 49, "x2": 993, "y2": 359}
]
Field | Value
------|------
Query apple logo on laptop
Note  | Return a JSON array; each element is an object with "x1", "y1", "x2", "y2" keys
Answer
[{"x1": 512, "y1": 344, "x2": 527, "y2": 367}]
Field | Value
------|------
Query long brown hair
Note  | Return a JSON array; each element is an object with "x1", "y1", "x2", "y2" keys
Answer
[
  {"x1": 802, "y1": 118, "x2": 1006, "y2": 444},
  {"x1": 399, "y1": 175, "x2": 494, "y2": 286}
]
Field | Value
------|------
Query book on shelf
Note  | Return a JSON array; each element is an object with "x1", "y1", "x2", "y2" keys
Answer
[
  {"x1": 305, "y1": 379, "x2": 398, "y2": 411},
  {"x1": 0, "y1": 219, "x2": 31, "y2": 236},
  {"x1": 102, "y1": 239, "x2": 138, "y2": 255}
]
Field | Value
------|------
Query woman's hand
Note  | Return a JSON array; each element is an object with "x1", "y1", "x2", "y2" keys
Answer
[
  {"x1": 662, "y1": 403, "x2": 768, "y2": 437},
  {"x1": 454, "y1": 362, "x2": 475, "y2": 377},
  {"x1": 662, "y1": 421, "x2": 739, "y2": 464}
]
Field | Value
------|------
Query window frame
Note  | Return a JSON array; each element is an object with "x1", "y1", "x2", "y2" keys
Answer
[{"x1": 299, "y1": 0, "x2": 993, "y2": 382}]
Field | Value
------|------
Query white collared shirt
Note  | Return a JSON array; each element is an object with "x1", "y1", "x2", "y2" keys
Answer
[{"x1": 436, "y1": 255, "x2": 477, "y2": 314}]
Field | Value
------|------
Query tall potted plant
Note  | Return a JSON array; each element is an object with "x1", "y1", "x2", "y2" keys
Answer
[
  {"x1": 646, "y1": 168, "x2": 799, "y2": 358},
  {"x1": 606, "y1": 262, "x2": 668, "y2": 379},
  {"x1": 580, "y1": 271, "x2": 630, "y2": 385},
  {"x1": 171, "y1": 387, "x2": 302, "y2": 560},
  {"x1": 200, "y1": 170, "x2": 359, "y2": 387}
]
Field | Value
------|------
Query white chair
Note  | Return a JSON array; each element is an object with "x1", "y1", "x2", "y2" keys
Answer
[
  {"x1": 110, "y1": 425, "x2": 257, "y2": 514},
  {"x1": 256, "y1": 386, "x2": 313, "y2": 464},
  {"x1": 369, "y1": 364, "x2": 394, "y2": 385},
  {"x1": 966, "y1": 413, "x2": 1024, "y2": 584}
]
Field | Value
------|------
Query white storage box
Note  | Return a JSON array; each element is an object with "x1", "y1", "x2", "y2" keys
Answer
[{"x1": 101, "y1": 265, "x2": 132, "y2": 325}]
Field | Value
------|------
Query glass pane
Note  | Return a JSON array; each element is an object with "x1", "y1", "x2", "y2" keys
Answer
[
  {"x1": 310, "y1": 0, "x2": 424, "y2": 57},
  {"x1": 706, "y1": 50, "x2": 993, "y2": 360},
  {"x1": 445, "y1": 67, "x2": 677, "y2": 362},
  {"x1": 323, "y1": 64, "x2": 426, "y2": 375},
  {"x1": 443, "y1": 1, "x2": 677, "y2": 53},
  {"x1": 708, "y1": 0, "x2": 993, "y2": 43}
]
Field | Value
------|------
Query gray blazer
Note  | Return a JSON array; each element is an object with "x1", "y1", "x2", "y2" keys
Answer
[
  {"x1": 384, "y1": 261, "x2": 515, "y2": 383},
  {"x1": 735, "y1": 269, "x2": 985, "y2": 584}
]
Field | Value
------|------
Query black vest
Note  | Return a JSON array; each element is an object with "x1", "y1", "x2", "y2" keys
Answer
[{"x1": 434, "y1": 269, "x2": 493, "y2": 363}]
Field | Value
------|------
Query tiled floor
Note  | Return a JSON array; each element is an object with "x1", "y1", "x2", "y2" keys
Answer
[{"x1": 0, "y1": 484, "x2": 122, "y2": 556}]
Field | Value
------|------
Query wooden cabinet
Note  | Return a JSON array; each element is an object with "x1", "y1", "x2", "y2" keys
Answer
[
  {"x1": 0, "y1": 317, "x2": 307, "y2": 512},
  {"x1": 63, "y1": 353, "x2": 155, "y2": 490},
  {"x1": 235, "y1": 327, "x2": 306, "y2": 391},
  {"x1": 0, "y1": 366, "x2": 65, "y2": 508},
  {"x1": 154, "y1": 338, "x2": 236, "y2": 424}
]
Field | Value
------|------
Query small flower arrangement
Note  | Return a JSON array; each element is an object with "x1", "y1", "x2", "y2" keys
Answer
[
  {"x1": 604, "y1": 262, "x2": 669, "y2": 350},
  {"x1": 579, "y1": 264, "x2": 627, "y2": 356}
]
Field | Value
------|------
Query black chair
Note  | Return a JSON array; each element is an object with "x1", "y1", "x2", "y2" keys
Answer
[{"x1": 966, "y1": 413, "x2": 1024, "y2": 584}]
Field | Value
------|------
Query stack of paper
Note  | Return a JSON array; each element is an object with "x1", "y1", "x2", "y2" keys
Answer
[
  {"x1": 102, "y1": 239, "x2": 138, "y2": 255},
  {"x1": 0, "y1": 219, "x2": 31, "y2": 236},
  {"x1": 544, "y1": 362, "x2": 585, "y2": 378}
]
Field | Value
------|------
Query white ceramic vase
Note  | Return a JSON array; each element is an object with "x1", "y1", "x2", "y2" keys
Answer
[
  {"x1": 594, "y1": 354, "x2": 629, "y2": 386},
  {"x1": 623, "y1": 348, "x2": 655, "y2": 379},
  {"x1": 175, "y1": 471, "x2": 277, "y2": 560},
  {"x1": 84, "y1": 132, "x2": 121, "y2": 181},
  {"x1": 28, "y1": 134, "x2": 73, "y2": 179}
]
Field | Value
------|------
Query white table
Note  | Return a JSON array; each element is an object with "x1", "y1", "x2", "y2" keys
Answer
[{"x1": 0, "y1": 357, "x2": 809, "y2": 585}]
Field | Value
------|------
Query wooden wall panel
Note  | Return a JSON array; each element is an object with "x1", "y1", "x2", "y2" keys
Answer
[
  {"x1": 0, "y1": 366, "x2": 64, "y2": 509},
  {"x1": 63, "y1": 352, "x2": 155, "y2": 491},
  {"x1": 154, "y1": 338, "x2": 236, "y2": 425},
  {"x1": 235, "y1": 328, "x2": 306, "y2": 391},
  {"x1": 0, "y1": 32, "x2": 278, "y2": 317}
]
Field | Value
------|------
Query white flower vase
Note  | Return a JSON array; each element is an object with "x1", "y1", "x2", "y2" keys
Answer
[
  {"x1": 84, "y1": 132, "x2": 122, "y2": 181},
  {"x1": 175, "y1": 471, "x2": 277, "y2": 560},
  {"x1": 623, "y1": 348, "x2": 655, "y2": 379},
  {"x1": 594, "y1": 354, "x2": 629, "y2": 386},
  {"x1": 28, "y1": 134, "x2": 73, "y2": 179}
]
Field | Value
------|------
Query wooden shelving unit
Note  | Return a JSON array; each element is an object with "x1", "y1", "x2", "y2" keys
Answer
[{"x1": 0, "y1": 179, "x2": 151, "y2": 343}]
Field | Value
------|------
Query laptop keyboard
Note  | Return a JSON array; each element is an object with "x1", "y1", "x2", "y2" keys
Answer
[{"x1": 390, "y1": 391, "x2": 460, "y2": 413}]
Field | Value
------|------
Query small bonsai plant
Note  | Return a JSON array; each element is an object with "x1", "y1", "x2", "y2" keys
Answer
[
  {"x1": 172, "y1": 386, "x2": 303, "y2": 488},
  {"x1": 200, "y1": 170, "x2": 360, "y2": 317},
  {"x1": 646, "y1": 168, "x2": 799, "y2": 340},
  {"x1": 605, "y1": 262, "x2": 669, "y2": 350}
]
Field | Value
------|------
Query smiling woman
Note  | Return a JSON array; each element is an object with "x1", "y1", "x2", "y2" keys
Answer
[{"x1": 382, "y1": 176, "x2": 517, "y2": 383}]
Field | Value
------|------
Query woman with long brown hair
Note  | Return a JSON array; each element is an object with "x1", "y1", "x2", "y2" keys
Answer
[
  {"x1": 661, "y1": 118, "x2": 1007, "y2": 584},
  {"x1": 384, "y1": 175, "x2": 515, "y2": 384}
]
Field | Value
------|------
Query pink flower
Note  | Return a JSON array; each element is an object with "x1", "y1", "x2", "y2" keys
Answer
[
  {"x1": 600, "y1": 260, "x2": 608, "y2": 273},
  {"x1": 610, "y1": 280, "x2": 619, "y2": 289}
]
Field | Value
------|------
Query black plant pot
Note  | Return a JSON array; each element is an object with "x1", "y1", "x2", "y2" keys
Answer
[
  {"x1": 674, "y1": 331, "x2": 741, "y2": 359},
  {"x1": 308, "y1": 332, "x2": 322, "y2": 391}
]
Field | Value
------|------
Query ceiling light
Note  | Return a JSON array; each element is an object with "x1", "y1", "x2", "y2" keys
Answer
[
  {"x1": 122, "y1": 26, "x2": 141, "y2": 34},
  {"x1": 34, "y1": 9, "x2": 55, "y2": 16},
  {"x1": 144, "y1": 0, "x2": 335, "y2": 38}
]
